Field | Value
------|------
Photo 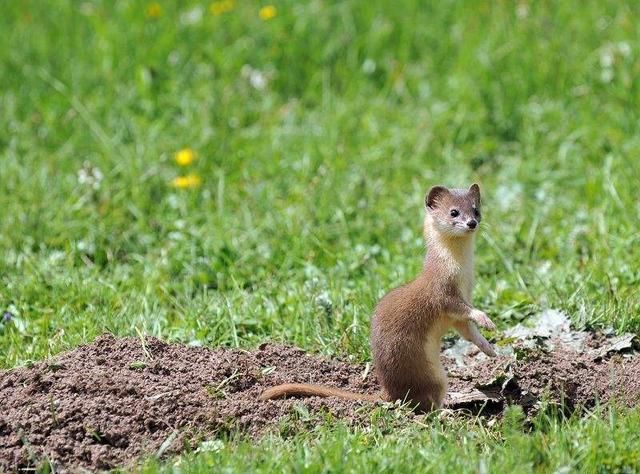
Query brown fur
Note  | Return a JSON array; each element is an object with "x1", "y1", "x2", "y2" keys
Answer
[
  {"x1": 259, "y1": 384, "x2": 377, "y2": 401},
  {"x1": 259, "y1": 184, "x2": 497, "y2": 412}
]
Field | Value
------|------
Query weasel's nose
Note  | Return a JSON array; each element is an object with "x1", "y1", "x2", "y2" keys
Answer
[{"x1": 467, "y1": 220, "x2": 477, "y2": 229}]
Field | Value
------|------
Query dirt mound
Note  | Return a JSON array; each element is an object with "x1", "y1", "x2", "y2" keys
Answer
[
  {"x1": 0, "y1": 335, "x2": 379, "y2": 472},
  {"x1": 1, "y1": 330, "x2": 639, "y2": 472}
]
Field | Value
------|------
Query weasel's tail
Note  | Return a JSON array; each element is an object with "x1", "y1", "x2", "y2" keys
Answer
[{"x1": 259, "y1": 383, "x2": 377, "y2": 402}]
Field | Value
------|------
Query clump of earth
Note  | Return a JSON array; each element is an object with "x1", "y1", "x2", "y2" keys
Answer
[{"x1": 1, "y1": 310, "x2": 638, "y2": 472}]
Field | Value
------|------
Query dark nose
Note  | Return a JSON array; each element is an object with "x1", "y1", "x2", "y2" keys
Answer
[{"x1": 467, "y1": 220, "x2": 477, "y2": 229}]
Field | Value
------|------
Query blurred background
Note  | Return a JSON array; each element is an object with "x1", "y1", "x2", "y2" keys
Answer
[{"x1": 1, "y1": 1, "x2": 639, "y2": 366}]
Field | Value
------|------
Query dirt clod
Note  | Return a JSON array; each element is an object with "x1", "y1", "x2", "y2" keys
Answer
[{"x1": 1, "y1": 331, "x2": 639, "y2": 472}]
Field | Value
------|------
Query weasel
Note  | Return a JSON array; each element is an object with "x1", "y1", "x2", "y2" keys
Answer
[{"x1": 259, "y1": 184, "x2": 497, "y2": 411}]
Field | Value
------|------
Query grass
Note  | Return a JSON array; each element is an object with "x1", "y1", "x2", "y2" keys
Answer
[
  {"x1": 1, "y1": 0, "x2": 639, "y2": 472},
  {"x1": 136, "y1": 406, "x2": 640, "y2": 473}
]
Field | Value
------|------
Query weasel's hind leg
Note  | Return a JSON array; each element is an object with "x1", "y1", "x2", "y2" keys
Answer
[
  {"x1": 374, "y1": 341, "x2": 447, "y2": 412},
  {"x1": 385, "y1": 379, "x2": 446, "y2": 413},
  {"x1": 413, "y1": 389, "x2": 445, "y2": 413}
]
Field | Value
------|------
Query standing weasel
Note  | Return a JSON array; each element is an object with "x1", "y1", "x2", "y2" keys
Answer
[{"x1": 259, "y1": 184, "x2": 497, "y2": 411}]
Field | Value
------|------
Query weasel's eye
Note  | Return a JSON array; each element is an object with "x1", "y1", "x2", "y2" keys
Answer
[
  {"x1": 473, "y1": 208, "x2": 480, "y2": 217},
  {"x1": 450, "y1": 209, "x2": 459, "y2": 217}
]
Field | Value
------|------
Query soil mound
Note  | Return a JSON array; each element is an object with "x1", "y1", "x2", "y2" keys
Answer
[{"x1": 1, "y1": 327, "x2": 639, "y2": 472}]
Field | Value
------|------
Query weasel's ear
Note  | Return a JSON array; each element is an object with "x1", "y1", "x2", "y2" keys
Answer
[
  {"x1": 468, "y1": 183, "x2": 481, "y2": 200},
  {"x1": 425, "y1": 185, "x2": 449, "y2": 210}
]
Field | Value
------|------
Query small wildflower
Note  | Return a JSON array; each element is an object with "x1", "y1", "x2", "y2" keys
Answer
[
  {"x1": 2, "y1": 311, "x2": 13, "y2": 323},
  {"x1": 181, "y1": 5, "x2": 204, "y2": 25},
  {"x1": 77, "y1": 161, "x2": 104, "y2": 190},
  {"x1": 145, "y1": 2, "x2": 162, "y2": 18},
  {"x1": 174, "y1": 148, "x2": 196, "y2": 166},
  {"x1": 516, "y1": 2, "x2": 529, "y2": 19},
  {"x1": 241, "y1": 65, "x2": 268, "y2": 90},
  {"x1": 599, "y1": 48, "x2": 614, "y2": 68},
  {"x1": 196, "y1": 439, "x2": 225, "y2": 453},
  {"x1": 362, "y1": 58, "x2": 376, "y2": 74},
  {"x1": 618, "y1": 41, "x2": 632, "y2": 58},
  {"x1": 259, "y1": 5, "x2": 277, "y2": 20},
  {"x1": 600, "y1": 68, "x2": 614, "y2": 83},
  {"x1": 315, "y1": 292, "x2": 333, "y2": 317},
  {"x1": 171, "y1": 174, "x2": 202, "y2": 189},
  {"x1": 210, "y1": 0, "x2": 235, "y2": 16}
]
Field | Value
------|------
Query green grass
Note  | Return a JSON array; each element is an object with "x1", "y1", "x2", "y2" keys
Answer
[
  {"x1": 1, "y1": 0, "x2": 639, "y2": 472},
  {"x1": 137, "y1": 406, "x2": 640, "y2": 473}
]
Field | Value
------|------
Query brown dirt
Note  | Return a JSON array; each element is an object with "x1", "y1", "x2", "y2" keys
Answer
[{"x1": 1, "y1": 333, "x2": 639, "y2": 472}]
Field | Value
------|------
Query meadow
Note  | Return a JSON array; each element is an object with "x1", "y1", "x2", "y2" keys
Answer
[{"x1": 1, "y1": 0, "x2": 640, "y2": 471}]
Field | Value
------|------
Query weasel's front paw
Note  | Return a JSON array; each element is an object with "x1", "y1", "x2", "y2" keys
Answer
[
  {"x1": 477, "y1": 339, "x2": 497, "y2": 357},
  {"x1": 470, "y1": 309, "x2": 496, "y2": 331}
]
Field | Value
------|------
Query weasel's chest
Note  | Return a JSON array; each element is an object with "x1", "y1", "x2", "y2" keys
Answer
[{"x1": 433, "y1": 246, "x2": 475, "y2": 302}]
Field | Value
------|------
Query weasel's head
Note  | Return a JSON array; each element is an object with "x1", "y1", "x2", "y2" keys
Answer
[{"x1": 424, "y1": 184, "x2": 482, "y2": 238}]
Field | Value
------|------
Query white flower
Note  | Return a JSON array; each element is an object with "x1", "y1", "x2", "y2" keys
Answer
[
  {"x1": 77, "y1": 161, "x2": 103, "y2": 190},
  {"x1": 600, "y1": 68, "x2": 614, "y2": 83},
  {"x1": 181, "y1": 6, "x2": 203, "y2": 25},
  {"x1": 315, "y1": 291, "x2": 333, "y2": 315},
  {"x1": 617, "y1": 41, "x2": 631, "y2": 58},
  {"x1": 241, "y1": 65, "x2": 268, "y2": 90},
  {"x1": 249, "y1": 71, "x2": 266, "y2": 90},
  {"x1": 76, "y1": 239, "x2": 96, "y2": 254},
  {"x1": 362, "y1": 59, "x2": 376, "y2": 74},
  {"x1": 196, "y1": 440, "x2": 224, "y2": 453},
  {"x1": 516, "y1": 2, "x2": 529, "y2": 19},
  {"x1": 599, "y1": 49, "x2": 614, "y2": 68}
]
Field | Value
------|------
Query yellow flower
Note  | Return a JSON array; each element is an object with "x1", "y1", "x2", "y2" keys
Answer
[
  {"x1": 171, "y1": 174, "x2": 202, "y2": 189},
  {"x1": 145, "y1": 2, "x2": 162, "y2": 18},
  {"x1": 210, "y1": 0, "x2": 235, "y2": 16},
  {"x1": 174, "y1": 148, "x2": 196, "y2": 166},
  {"x1": 259, "y1": 5, "x2": 277, "y2": 20}
]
